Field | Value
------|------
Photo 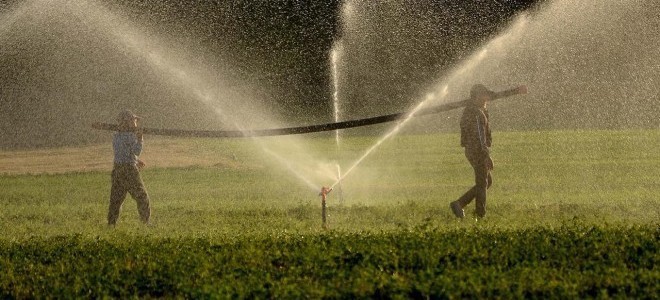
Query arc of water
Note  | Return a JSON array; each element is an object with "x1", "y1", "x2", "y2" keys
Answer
[
  {"x1": 0, "y1": 1, "x2": 38, "y2": 37},
  {"x1": 330, "y1": 40, "x2": 345, "y2": 203},
  {"x1": 330, "y1": 92, "x2": 442, "y2": 189},
  {"x1": 330, "y1": 15, "x2": 529, "y2": 188},
  {"x1": 331, "y1": 42, "x2": 343, "y2": 149},
  {"x1": 69, "y1": 0, "x2": 324, "y2": 191}
]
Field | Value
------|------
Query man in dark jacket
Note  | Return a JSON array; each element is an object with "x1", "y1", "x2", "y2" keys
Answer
[{"x1": 450, "y1": 84, "x2": 526, "y2": 219}]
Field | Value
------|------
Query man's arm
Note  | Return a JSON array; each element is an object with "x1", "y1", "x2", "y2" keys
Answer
[
  {"x1": 131, "y1": 133, "x2": 143, "y2": 157},
  {"x1": 475, "y1": 112, "x2": 494, "y2": 170},
  {"x1": 475, "y1": 114, "x2": 490, "y2": 155}
]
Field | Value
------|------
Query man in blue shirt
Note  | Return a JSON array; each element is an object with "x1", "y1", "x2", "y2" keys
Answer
[{"x1": 108, "y1": 110, "x2": 150, "y2": 226}]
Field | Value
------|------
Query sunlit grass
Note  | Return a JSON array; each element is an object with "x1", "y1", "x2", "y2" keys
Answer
[{"x1": 0, "y1": 129, "x2": 657, "y2": 239}]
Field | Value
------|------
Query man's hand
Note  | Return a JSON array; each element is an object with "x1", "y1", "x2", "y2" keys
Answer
[
  {"x1": 137, "y1": 159, "x2": 146, "y2": 170},
  {"x1": 517, "y1": 85, "x2": 528, "y2": 95},
  {"x1": 136, "y1": 128, "x2": 144, "y2": 142},
  {"x1": 485, "y1": 156, "x2": 494, "y2": 170}
]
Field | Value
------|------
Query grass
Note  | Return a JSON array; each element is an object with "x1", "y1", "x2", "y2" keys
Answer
[
  {"x1": 1, "y1": 129, "x2": 658, "y2": 236},
  {"x1": 0, "y1": 129, "x2": 658, "y2": 297}
]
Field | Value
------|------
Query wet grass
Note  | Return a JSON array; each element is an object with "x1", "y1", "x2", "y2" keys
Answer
[{"x1": 0, "y1": 129, "x2": 656, "y2": 237}]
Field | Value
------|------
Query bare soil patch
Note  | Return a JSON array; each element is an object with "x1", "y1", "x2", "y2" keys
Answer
[{"x1": 0, "y1": 138, "x2": 239, "y2": 175}]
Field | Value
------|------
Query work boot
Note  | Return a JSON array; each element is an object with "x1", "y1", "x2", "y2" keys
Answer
[{"x1": 450, "y1": 201, "x2": 465, "y2": 218}]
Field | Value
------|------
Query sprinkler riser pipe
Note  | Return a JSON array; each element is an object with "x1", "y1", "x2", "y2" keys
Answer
[
  {"x1": 319, "y1": 186, "x2": 332, "y2": 229},
  {"x1": 321, "y1": 199, "x2": 327, "y2": 229}
]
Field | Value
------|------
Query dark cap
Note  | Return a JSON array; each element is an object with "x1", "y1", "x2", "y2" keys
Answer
[
  {"x1": 470, "y1": 84, "x2": 495, "y2": 99},
  {"x1": 117, "y1": 109, "x2": 141, "y2": 123}
]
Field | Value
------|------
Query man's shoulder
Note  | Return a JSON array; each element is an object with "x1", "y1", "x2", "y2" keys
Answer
[
  {"x1": 464, "y1": 106, "x2": 487, "y2": 116},
  {"x1": 463, "y1": 105, "x2": 481, "y2": 111},
  {"x1": 114, "y1": 131, "x2": 136, "y2": 140},
  {"x1": 461, "y1": 106, "x2": 480, "y2": 117}
]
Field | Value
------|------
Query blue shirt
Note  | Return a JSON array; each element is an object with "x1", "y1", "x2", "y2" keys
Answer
[{"x1": 113, "y1": 132, "x2": 143, "y2": 165}]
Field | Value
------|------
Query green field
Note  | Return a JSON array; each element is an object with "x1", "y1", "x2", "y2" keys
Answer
[{"x1": 1, "y1": 130, "x2": 658, "y2": 297}]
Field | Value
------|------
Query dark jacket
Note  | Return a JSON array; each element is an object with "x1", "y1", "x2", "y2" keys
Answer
[{"x1": 460, "y1": 105, "x2": 491, "y2": 157}]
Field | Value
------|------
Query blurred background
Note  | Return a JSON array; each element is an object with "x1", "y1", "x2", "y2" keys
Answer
[{"x1": 0, "y1": 0, "x2": 657, "y2": 149}]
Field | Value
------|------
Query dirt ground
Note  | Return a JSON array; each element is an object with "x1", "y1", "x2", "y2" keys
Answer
[{"x1": 0, "y1": 138, "x2": 238, "y2": 175}]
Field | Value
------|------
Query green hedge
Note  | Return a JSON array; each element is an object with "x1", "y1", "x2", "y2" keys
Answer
[{"x1": 0, "y1": 225, "x2": 657, "y2": 298}]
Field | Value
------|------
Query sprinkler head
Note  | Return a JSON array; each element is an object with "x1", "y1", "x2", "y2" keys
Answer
[
  {"x1": 319, "y1": 186, "x2": 333, "y2": 198},
  {"x1": 319, "y1": 186, "x2": 332, "y2": 201}
]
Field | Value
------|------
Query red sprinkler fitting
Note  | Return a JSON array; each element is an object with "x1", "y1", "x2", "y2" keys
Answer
[{"x1": 319, "y1": 186, "x2": 333, "y2": 201}]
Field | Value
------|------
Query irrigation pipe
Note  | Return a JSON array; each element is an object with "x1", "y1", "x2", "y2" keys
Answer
[{"x1": 92, "y1": 87, "x2": 524, "y2": 137}]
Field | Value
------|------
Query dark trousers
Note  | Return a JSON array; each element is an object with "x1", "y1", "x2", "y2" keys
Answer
[
  {"x1": 108, "y1": 164, "x2": 150, "y2": 225},
  {"x1": 456, "y1": 149, "x2": 492, "y2": 218}
]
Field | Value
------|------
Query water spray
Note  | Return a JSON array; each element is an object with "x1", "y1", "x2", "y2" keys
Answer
[
  {"x1": 318, "y1": 186, "x2": 333, "y2": 229},
  {"x1": 331, "y1": 40, "x2": 345, "y2": 204},
  {"x1": 335, "y1": 164, "x2": 344, "y2": 204}
]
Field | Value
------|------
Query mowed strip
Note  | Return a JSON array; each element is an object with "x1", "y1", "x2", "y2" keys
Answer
[{"x1": 0, "y1": 138, "x2": 241, "y2": 175}]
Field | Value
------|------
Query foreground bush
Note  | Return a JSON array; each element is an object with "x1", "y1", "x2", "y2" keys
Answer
[{"x1": 0, "y1": 225, "x2": 657, "y2": 298}]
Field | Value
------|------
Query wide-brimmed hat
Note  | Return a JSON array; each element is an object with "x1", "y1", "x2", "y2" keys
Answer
[{"x1": 117, "y1": 109, "x2": 141, "y2": 123}]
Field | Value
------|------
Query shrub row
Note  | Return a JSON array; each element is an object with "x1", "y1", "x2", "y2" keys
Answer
[{"x1": 0, "y1": 225, "x2": 657, "y2": 298}]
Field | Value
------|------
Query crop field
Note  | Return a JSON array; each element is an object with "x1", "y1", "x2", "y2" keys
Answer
[{"x1": 0, "y1": 129, "x2": 658, "y2": 298}]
